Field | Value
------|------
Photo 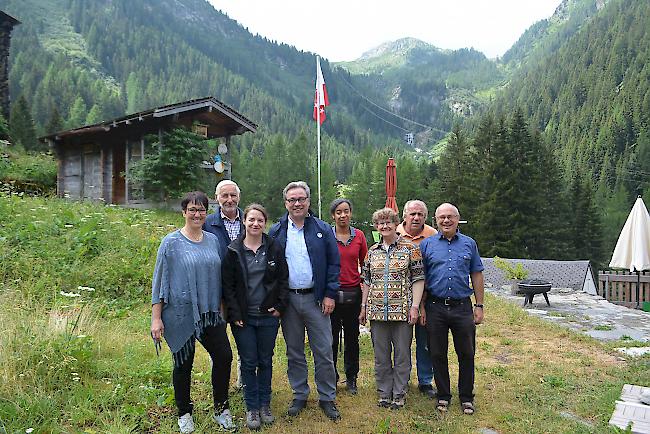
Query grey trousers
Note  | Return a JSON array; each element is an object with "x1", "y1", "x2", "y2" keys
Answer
[
  {"x1": 370, "y1": 320, "x2": 413, "y2": 400},
  {"x1": 281, "y1": 291, "x2": 337, "y2": 401}
]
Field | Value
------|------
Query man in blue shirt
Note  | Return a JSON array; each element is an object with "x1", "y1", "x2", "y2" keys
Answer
[
  {"x1": 419, "y1": 203, "x2": 484, "y2": 415},
  {"x1": 269, "y1": 181, "x2": 341, "y2": 421}
]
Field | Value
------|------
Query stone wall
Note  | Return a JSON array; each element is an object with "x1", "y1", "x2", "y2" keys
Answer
[{"x1": 0, "y1": 13, "x2": 19, "y2": 120}]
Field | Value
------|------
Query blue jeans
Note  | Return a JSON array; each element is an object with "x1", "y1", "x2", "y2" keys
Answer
[
  {"x1": 232, "y1": 315, "x2": 280, "y2": 411},
  {"x1": 415, "y1": 323, "x2": 434, "y2": 385}
]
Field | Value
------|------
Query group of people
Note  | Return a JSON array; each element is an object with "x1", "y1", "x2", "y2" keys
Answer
[{"x1": 150, "y1": 179, "x2": 485, "y2": 433}]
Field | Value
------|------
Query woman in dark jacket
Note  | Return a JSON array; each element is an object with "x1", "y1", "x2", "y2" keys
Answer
[{"x1": 221, "y1": 203, "x2": 289, "y2": 430}]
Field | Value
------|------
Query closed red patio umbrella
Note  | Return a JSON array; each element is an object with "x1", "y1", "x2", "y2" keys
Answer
[{"x1": 385, "y1": 158, "x2": 398, "y2": 214}]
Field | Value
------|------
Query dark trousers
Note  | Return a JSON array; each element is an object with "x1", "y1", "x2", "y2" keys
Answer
[
  {"x1": 425, "y1": 299, "x2": 476, "y2": 403},
  {"x1": 173, "y1": 324, "x2": 233, "y2": 416},
  {"x1": 330, "y1": 288, "x2": 361, "y2": 381},
  {"x1": 232, "y1": 315, "x2": 280, "y2": 411}
]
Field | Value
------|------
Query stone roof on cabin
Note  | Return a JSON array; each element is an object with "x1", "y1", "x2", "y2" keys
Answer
[
  {"x1": 481, "y1": 257, "x2": 593, "y2": 291},
  {"x1": 0, "y1": 11, "x2": 20, "y2": 26},
  {"x1": 40, "y1": 96, "x2": 257, "y2": 142}
]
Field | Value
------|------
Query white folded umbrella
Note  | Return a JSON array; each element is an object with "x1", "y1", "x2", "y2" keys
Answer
[
  {"x1": 610, "y1": 196, "x2": 650, "y2": 272},
  {"x1": 609, "y1": 196, "x2": 650, "y2": 309}
]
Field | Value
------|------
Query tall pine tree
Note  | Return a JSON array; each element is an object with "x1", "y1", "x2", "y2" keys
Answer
[{"x1": 9, "y1": 95, "x2": 40, "y2": 151}]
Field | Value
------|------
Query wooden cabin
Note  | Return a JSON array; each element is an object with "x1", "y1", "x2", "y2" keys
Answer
[
  {"x1": 0, "y1": 11, "x2": 20, "y2": 119},
  {"x1": 41, "y1": 97, "x2": 257, "y2": 205}
]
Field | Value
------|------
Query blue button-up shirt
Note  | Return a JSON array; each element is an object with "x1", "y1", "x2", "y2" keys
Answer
[
  {"x1": 420, "y1": 231, "x2": 484, "y2": 299},
  {"x1": 285, "y1": 218, "x2": 314, "y2": 289}
]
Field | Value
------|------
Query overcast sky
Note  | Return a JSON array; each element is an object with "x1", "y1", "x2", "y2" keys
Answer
[{"x1": 208, "y1": 0, "x2": 561, "y2": 61}]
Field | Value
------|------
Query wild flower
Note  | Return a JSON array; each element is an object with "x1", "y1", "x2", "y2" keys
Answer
[
  {"x1": 60, "y1": 291, "x2": 81, "y2": 298},
  {"x1": 26, "y1": 429, "x2": 34, "y2": 433},
  {"x1": 77, "y1": 286, "x2": 95, "y2": 292},
  {"x1": 64, "y1": 224, "x2": 73, "y2": 228}
]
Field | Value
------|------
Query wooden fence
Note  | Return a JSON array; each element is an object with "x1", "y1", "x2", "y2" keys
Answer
[{"x1": 598, "y1": 270, "x2": 650, "y2": 308}]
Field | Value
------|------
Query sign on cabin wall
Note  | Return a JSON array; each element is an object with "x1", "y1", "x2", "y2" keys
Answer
[{"x1": 193, "y1": 124, "x2": 208, "y2": 138}]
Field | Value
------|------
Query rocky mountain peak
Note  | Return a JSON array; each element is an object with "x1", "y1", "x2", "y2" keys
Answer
[{"x1": 359, "y1": 37, "x2": 437, "y2": 60}]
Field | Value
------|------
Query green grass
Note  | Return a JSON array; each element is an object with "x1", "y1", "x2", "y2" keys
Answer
[
  {"x1": 1, "y1": 195, "x2": 649, "y2": 433},
  {"x1": 0, "y1": 144, "x2": 57, "y2": 194}
]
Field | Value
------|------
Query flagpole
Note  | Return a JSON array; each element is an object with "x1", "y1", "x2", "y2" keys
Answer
[{"x1": 316, "y1": 57, "x2": 322, "y2": 219}]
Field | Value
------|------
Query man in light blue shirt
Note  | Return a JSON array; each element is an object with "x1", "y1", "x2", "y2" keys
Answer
[
  {"x1": 269, "y1": 181, "x2": 341, "y2": 421},
  {"x1": 285, "y1": 221, "x2": 314, "y2": 289}
]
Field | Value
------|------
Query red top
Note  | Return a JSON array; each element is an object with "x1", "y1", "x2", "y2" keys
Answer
[{"x1": 334, "y1": 227, "x2": 368, "y2": 289}]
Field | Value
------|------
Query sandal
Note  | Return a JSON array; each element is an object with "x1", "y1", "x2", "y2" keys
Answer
[
  {"x1": 461, "y1": 401, "x2": 475, "y2": 415},
  {"x1": 436, "y1": 399, "x2": 449, "y2": 412}
]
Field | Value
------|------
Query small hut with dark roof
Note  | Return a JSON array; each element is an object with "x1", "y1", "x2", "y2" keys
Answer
[
  {"x1": 0, "y1": 11, "x2": 20, "y2": 119},
  {"x1": 41, "y1": 97, "x2": 257, "y2": 206}
]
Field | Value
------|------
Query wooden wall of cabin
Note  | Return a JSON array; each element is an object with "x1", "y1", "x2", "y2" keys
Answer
[
  {"x1": 125, "y1": 138, "x2": 145, "y2": 203},
  {"x1": 82, "y1": 144, "x2": 102, "y2": 200},
  {"x1": 59, "y1": 143, "x2": 105, "y2": 202},
  {"x1": 60, "y1": 146, "x2": 82, "y2": 199},
  {"x1": 102, "y1": 144, "x2": 113, "y2": 203}
]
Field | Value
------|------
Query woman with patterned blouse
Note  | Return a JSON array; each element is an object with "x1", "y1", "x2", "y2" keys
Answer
[{"x1": 359, "y1": 207, "x2": 425, "y2": 410}]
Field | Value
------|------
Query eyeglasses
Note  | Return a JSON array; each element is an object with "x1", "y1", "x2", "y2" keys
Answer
[
  {"x1": 375, "y1": 221, "x2": 394, "y2": 227},
  {"x1": 436, "y1": 215, "x2": 458, "y2": 221},
  {"x1": 285, "y1": 197, "x2": 308, "y2": 205},
  {"x1": 186, "y1": 207, "x2": 207, "y2": 215}
]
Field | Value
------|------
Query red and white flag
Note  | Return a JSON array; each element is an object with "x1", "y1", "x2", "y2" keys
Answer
[{"x1": 313, "y1": 56, "x2": 329, "y2": 124}]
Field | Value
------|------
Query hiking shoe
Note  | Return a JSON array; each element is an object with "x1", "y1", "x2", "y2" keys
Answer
[
  {"x1": 346, "y1": 378, "x2": 358, "y2": 395},
  {"x1": 213, "y1": 408, "x2": 236, "y2": 430},
  {"x1": 177, "y1": 413, "x2": 195, "y2": 433},
  {"x1": 245, "y1": 410, "x2": 261, "y2": 430},
  {"x1": 287, "y1": 399, "x2": 307, "y2": 417},
  {"x1": 260, "y1": 405, "x2": 274, "y2": 424},
  {"x1": 418, "y1": 384, "x2": 436, "y2": 399},
  {"x1": 391, "y1": 396, "x2": 405, "y2": 410},
  {"x1": 377, "y1": 397, "x2": 391, "y2": 408},
  {"x1": 319, "y1": 400, "x2": 341, "y2": 420}
]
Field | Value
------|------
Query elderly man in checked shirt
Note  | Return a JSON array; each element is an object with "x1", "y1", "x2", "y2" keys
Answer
[{"x1": 203, "y1": 179, "x2": 245, "y2": 388}]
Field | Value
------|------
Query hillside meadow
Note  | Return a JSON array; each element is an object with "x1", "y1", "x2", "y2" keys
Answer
[{"x1": 0, "y1": 195, "x2": 648, "y2": 433}]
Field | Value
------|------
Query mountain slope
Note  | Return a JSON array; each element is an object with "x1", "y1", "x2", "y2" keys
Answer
[
  {"x1": 1, "y1": 0, "x2": 406, "y2": 156},
  {"x1": 499, "y1": 0, "x2": 649, "y2": 170},
  {"x1": 337, "y1": 38, "x2": 505, "y2": 148},
  {"x1": 502, "y1": 0, "x2": 611, "y2": 68}
]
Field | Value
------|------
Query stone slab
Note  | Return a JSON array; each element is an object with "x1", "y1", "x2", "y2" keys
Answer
[
  {"x1": 609, "y1": 385, "x2": 650, "y2": 433},
  {"x1": 609, "y1": 401, "x2": 650, "y2": 433}
]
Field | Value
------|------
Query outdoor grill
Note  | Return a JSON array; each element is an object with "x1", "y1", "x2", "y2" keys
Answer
[{"x1": 518, "y1": 279, "x2": 552, "y2": 307}]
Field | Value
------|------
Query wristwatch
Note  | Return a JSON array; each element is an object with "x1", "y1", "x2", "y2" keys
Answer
[{"x1": 474, "y1": 304, "x2": 484, "y2": 309}]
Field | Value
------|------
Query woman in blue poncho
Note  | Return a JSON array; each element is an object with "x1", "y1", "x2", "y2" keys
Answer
[{"x1": 151, "y1": 191, "x2": 235, "y2": 433}]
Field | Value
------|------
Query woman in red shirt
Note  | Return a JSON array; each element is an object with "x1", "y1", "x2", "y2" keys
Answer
[{"x1": 329, "y1": 198, "x2": 368, "y2": 394}]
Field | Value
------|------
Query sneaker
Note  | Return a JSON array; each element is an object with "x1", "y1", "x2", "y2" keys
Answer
[
  {"x1": 346, "y1": 378, "x2": 358, "y2": 395},
  {"x1": 287, "y1": 398, "x2": 307, "y2": 417},
  {"x1": 213, "y1": 408, "x2": 236, "y2": 431},
  {"x1": 391, "y1": 396, "x2": 405, "y2": 410},
  {"x1": 178, "y1": 413, "x2": 195, "y2": 434},
  {"x1": 260, "y1": 405, "x2": 274, "y2": 424},
  {"x1": 377, "y1": 398, "x2": 391, "y2": 408},
  {"x1": 318, "y1": 400, "x2": 341, "y2": 420},
  {"x1": 418, "y1": 384, "x2": 436, "y2": 399},
  {"x1": 246, "y1": 410, "x2": 261, "y2": 430}
]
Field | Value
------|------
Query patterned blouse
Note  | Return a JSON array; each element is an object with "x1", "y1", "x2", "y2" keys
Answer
[{"x1": 362, "y1": 236, "x2": 425, "y2": 322}]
